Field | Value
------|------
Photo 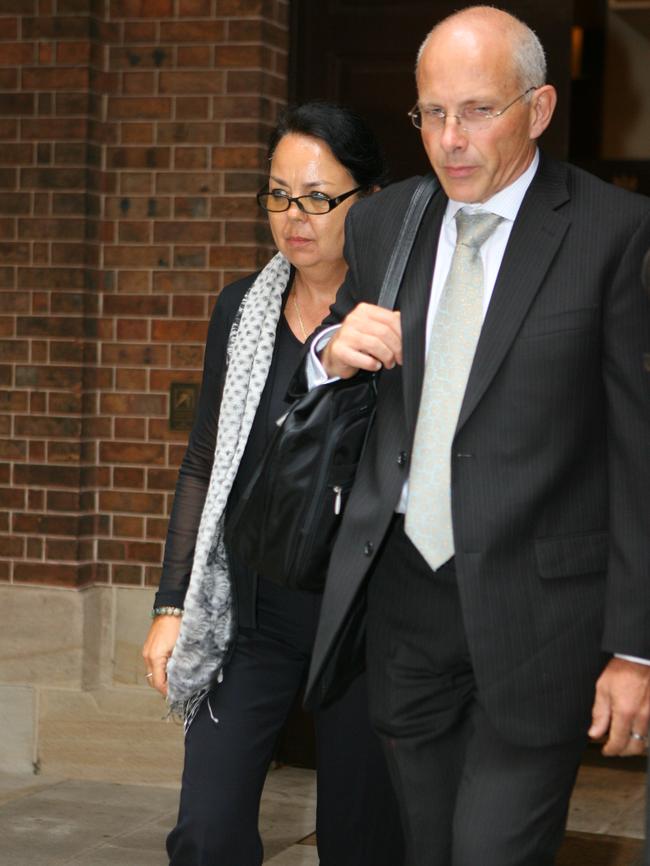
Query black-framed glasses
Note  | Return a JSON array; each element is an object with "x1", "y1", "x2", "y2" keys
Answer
[
  {"x1": 408, "y1": 87, "x2": 538, "y2": 133},
  {"x1": 256, "y1": 186, "x2": 362, "y2": 215}
]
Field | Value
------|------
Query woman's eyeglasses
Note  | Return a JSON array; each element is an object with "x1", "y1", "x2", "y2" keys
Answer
[{"x1": 257, "y1": 186, "x2": 362, "y2": 215}]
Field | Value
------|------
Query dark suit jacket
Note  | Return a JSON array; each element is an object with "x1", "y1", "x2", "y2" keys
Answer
[{"x1": 305, "y1": 153, "x2": 650, "y2": 747}]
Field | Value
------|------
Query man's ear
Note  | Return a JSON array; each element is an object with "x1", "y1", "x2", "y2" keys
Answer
[{"x1": 529, "y1": 85, "x2": 557, "y2": 140}]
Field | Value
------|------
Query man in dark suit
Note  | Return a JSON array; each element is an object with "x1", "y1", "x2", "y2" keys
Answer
[{"x1": 304, "y1": 6, "x2": 650, "y2": 865}]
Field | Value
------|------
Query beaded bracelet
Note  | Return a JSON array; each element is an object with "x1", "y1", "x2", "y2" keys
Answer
[{"x1": 151, "y1": 606, "x2": 183, "y2": 618}]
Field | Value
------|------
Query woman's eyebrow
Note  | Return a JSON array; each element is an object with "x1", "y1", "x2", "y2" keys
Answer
[{"x1": 268, "y1": 175, "x2": 334, "y2": 188}]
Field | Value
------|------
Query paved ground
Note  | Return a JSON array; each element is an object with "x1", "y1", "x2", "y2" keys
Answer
[{"x1": 0, "y1": 753, "x2": 647, "y2": 865}]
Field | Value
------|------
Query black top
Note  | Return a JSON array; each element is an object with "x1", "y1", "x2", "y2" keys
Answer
[{"x1": 154, "y1": 270, "x2": 304, "y2": 628}]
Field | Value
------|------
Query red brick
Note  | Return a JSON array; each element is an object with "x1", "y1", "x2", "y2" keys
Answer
[
  {"x1": 126, "y1": 540, "x2": 161, "y2": 562},
  {"x1": 215, "y1": 0, "x2": 265, "y2": 14},
  {"x1": 174, "y1": 147, "x2": 208, "y2": 170},
  {"x1": 18, "y1": 218, "x2": 85, "y2": 240},
  {"x1": 0, "y1": 43, "x2": 35, "y2": 66},
  {"x1": 226, "y1": 221, "x2": 270, "y2": 245},
  {"x1": 0, "y1": 483, "x2": 26, "y2": 504},
  {"x1": 147, "y1": 468, "x2": 177, "y2": 490},
  {"x1": 0, "y1": 243, "x2": 29, "y2": 264},
  {"x1": 122, "y1": 70, "x2": 156, "y2": 95},
  {"x1": 22, "y1": 17, "x2": 91, "y2": 39},
  {"x1": 113, "y1": 466, "x2": 145, "y2": 487},
  {"x1": 47, "y1": 491, "x2": 80, "y2": 512},
  {"x1": 109, "y1": 45, "x2": 172, "y2": 70},
  {"x1": 170, "y1": 344, "x2": 204, "y2": 367},
  {"x1": 178, "y1": 0, "x2": 212, "y2": 14},
  {"x1": 111, "y1": 563, "x2": 143, "y2": 585},
  {"x1": 159, "y1": 21, "x2": 225, "y2": 43},
  {"x1": 117, "y1": 270, "x2": 151, "y2": 292},
  {"x1": 156, "y1": 172, "x2": 218, "y2": 194},
  {"x1": 101, "y1": 343, "x2": 168, "y2": 366},
  {"x1": 117, "y1": 221, "x2": 151, "y2": 244},
  {"x1": 45, "y1": 539, "x2": 79, "y2": 561},
  {"x1": 213, "y1": 95, "x2": 272, "y2": 120},
  {"x1": 209, "y1": 244, "x2": 263, "y2": 269},
  {"x1": 114, "y1": 417, "x2": 146, "y2": 438},
  {"x1": 172, "y1": 295, "x2": 207, "y2": 317},
  {"x1": 13, "y1": 562, "x2": 79, "y2": 587},
  {"x1": 99, "y1": 490, "x2": 164, "y2": 513},
  {"x1": 56, "y1": 41, "x2": 91, "y2": 64},
  {"x1": 103, "y1": 245, "x2": 170, "y2": 268},
  {"x1": 13, "y1": 513, "x2": 79, "y2": 535},
  {"x1": 114, "y1": 515, "x2": 144, "y2": 537},
  {"x1": 120, "y1": 173, "x2": 154, "y2": 194},
  {"x1": 173, "y1": 247, "x2": 205, "y2": 268},
  {"x1": 157, "y1": 122, "x2": 222, "y2": 145},
  {"x1": 154, "y1": 271, "x2": 216, "y2": 293},
  {"x1": 149, "y1": 370, "x2": 201, "y2": 391},
  {"x1": 177, "y1": 45, "x2": 211, "y2": 67},
  {"x1": 21, "y1": 167, "x2": 86, "y2": 190},
  {"x1": 159, "y1": 71, "x2": 224, "y2": 94},
  {"x1": 0, "y1": 535, "x2": 23, "y2": 557},
  {"x1": 107, "y1": 146, "x2": 170, "y2": 169},
  {"x1": 212, "y1": 145, "x2": 264, "y2": 170},
  {"x1": 111, "y1": 0, "x2": 173, "y2": 17},
  {"x1": 121, "y1": 122, "x2": 154, "y2": 144},
  {"x1": 214, "y1": 45, "x2": 264, "y2": 68},
  {"x1": 0, "y1": 69, "x2": 17, "y2": 90},
  {"x1": 23, "y1": 68, "x2": 89, "y2": 91},
  {"x1": 109, "y1": 97, "x2": 171, "y2": 120},
  {"x1": 0, "y1": 94, "x2": 35, "y2": 116},
  {"x1": 176, "y1": 97, "x2": 210, "y2": 120},
  {"x1": 101, "y1": 393, "x2": 166, "y2": 415},
  {"x1": 100, "y1": 441, "x2": 166, "y2": 464},
  {"x1": 154, "y1": 220, "x2": 221, "y2": 243},
  {"x1": 14, "y1": 414, "x2": 82, "y2": 437},
  {"x1": 151, "y1": 319, "x2": 206, "y2": 342},
  {"x1": 123, "y1": 22, "x2": 156, "y2": 42},
  {"x1": 17, "y1": 267, "x2": 85, "y2": 289}
]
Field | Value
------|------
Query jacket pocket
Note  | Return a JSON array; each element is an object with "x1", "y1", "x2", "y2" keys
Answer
[
  {"x1": 535, "y1": 530, "x2": 608, "y2": 579},
  {"x1": 518, "y1": 306, "x2": 598, "y2": 340}
]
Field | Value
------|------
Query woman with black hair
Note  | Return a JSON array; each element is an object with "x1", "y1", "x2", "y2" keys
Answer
[{"x1": 142, "y1": 102, "x2": 403, "y2": 866}]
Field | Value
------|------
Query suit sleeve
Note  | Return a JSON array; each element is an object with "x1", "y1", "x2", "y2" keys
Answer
[{"x1": 601, "y1": 209, "x2": 650, "y2": 658}]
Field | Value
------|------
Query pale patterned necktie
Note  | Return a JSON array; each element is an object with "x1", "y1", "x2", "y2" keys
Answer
[{"x1": 404, "y1": 209, "x2": 504, "y2": 570}]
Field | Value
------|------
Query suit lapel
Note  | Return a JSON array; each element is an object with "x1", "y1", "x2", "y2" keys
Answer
[
  {"x1": 399, "y1": 189, "x2": 446, "y2": 437},
  {"x1": 457, "y1": 157, "x2": 571, "y2": 432}
]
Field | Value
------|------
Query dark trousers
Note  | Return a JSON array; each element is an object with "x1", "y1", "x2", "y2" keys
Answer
[
  {"x1": 167, "y1": 577, "x2": 403, "y2": 866},
  {"x1": 366, "y1": 516, "x2": 586, "y2": 866}
]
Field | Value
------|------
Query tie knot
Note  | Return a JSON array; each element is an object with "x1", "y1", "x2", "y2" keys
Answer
[{"x1": 455, "y1": 209, "x2": 503, "y2": 251}]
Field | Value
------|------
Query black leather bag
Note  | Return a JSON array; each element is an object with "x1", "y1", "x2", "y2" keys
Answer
[{"x1": 225, "y1": 175, "x2": 437, "y2": 591}]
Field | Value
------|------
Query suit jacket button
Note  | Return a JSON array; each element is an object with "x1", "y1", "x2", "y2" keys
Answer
[
  {"x1": 363, "y1": 541, "x2": 374, "y2": 556},
  {"x1": 397, "y1": 450, "x2": 407, "y2": 467}
]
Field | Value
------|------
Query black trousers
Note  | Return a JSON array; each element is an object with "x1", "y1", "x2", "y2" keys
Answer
[
  {"x1": 366, "y1": 516, "x2": 587, "y2": 866},
  {"x1": 167, "y1": 577, "x2": 403, "y2": 866}
]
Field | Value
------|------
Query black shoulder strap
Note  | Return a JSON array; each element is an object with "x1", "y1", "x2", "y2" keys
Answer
[{"x1": 376, "y1": 173, "x2": 439, "y2": 310}]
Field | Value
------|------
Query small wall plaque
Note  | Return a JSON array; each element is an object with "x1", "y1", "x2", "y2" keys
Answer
[{"x1": 169, "y1": 382, "x2": 199, "y2": 431}]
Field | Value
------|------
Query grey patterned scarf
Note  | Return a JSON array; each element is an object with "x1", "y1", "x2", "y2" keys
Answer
[{"x1": 166, "y1": 252, "x2": 291, "y2": 728}]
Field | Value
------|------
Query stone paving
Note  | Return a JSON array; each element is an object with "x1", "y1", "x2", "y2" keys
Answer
[{"x1": 0, "y1": 756, "x2": 646, "y2": 866}]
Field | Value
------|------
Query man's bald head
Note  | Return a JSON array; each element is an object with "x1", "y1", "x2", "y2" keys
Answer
[{"x1": 417, "y1": 6, "x2": 547, "y2": 93}]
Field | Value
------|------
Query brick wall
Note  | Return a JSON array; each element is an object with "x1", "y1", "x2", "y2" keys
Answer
[{"x1": 0, "y1": 0, "x2": 289, "y2": 591}]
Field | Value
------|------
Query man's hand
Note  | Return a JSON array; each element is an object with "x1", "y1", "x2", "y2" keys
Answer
[
  {"x1": 142, "y1": 615, "x2": 182, "y2": 697},
  {"x1": 589, "y1": 657, "x2": 650, "y2": 756},
  {"x1": 322, "y1": 303, "x2": 402, "y2": 379}
]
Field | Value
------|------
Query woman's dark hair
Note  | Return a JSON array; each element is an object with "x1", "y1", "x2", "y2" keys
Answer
[{"x1": 266, "y1": 101, "x2": 390, "y2": 191}]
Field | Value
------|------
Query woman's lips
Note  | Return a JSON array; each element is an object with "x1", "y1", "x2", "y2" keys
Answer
[{"x1": 286, "y1": 236, "x2": 313, "y2": 245}]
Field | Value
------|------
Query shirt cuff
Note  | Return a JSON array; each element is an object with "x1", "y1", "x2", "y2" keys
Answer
[
  {"x1": 615, "y1": 653, "x2": 650, "y2": 666},
  {"x1": 306, "y1": 324, "x2": 342, "y2": 389}
]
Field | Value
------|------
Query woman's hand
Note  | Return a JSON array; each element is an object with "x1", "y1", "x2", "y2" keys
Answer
[{"x1": 142, "y1": 615, "x2": 182, "y2": 697}]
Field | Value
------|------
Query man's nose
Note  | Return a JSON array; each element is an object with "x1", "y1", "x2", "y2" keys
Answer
[{"x1": 438, "y1": 114, "x2": 468, "y2": 150}]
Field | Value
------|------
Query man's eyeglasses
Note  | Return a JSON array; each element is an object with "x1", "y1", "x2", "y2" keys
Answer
[
  {"x1": 408, "y1": 87, "x2": 538, "y2": 134},
  {"x1": 257, "y1": 186, "x2": 362, "y2": 215}
]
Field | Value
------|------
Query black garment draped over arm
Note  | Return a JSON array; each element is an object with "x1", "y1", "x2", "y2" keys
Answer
[{"x1": 154, "y1": 271, "x2": 303, "y2": 628}]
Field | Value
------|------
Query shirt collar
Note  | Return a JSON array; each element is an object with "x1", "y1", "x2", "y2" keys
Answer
[{"x1": 444, "y1": 148, "x2": 539, "y2": 226}]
